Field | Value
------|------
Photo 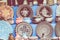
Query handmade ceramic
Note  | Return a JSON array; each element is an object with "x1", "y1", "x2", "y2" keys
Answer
[
  {"x1": 16, "y1": 22, "x2": 33, "y2": 37},
  {"x1": 17, "y1": 5, "x2": 33, "y2": 18},
  {"x1": 36, "y1": 21, "x2": 53, "y2": 38}
]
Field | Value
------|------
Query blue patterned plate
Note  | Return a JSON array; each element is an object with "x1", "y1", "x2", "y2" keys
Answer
[{"x1": 0, "y1": 20, "x2": 13, "y2": 40}]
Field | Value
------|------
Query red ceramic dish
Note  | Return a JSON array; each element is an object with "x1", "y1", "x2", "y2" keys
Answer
[
  {"x1": 17, "y1": 5, "x2": 33, "y2": 18},
  {"x1": 37, "y1": 5, "x2": 52, "y2": 18}
]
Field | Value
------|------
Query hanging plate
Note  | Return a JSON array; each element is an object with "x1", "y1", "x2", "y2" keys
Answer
[
  {"x1": 55, "y1": 22, "x2": 60, "y2": 37},
  {"x1": 0, "y1": 5, "x2": 14, "y2": 20},
  {"x1": 0, "y1": 20, "x2": 13, "y2": 40},
  {"x1": 36, "y1": 21, "x2": 53, "y2": 38},
  {"x1": 17, "y1": 5, "x2": 33, "y2": 18},
  {"x1": 16, "y1": 22, "x2": 33, "y2": 37},
  {"x1": 37, "y1": 5, "x2": 52, "y2": 18}
]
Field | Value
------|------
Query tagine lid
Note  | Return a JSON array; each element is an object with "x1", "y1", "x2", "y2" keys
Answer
[
  {"x1": 37, "y1": 5, "x2": 52, "y2": 18},
  {"x1": 17, "y1": 5, "x2": 33, "y2": 18},
  {"x1": 36, "y1": 21, "x2": 53, "y2": 38},
  {"x1": 0, "y1": 5, "x2": 14, "y2": 20},
  {"x1": 55, "y1": 21, "x2": 60, "y2": 37},
  {"x1": 16, "y1": 22, "x2": 33, "y2": 37}
]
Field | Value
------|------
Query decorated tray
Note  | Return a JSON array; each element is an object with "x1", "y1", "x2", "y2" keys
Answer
[
  {"x1": 0, "y1": 5, "x2": 14, "y2": 20},
  {"x1": 0, "y1": 20, "x2": 13, "y2": 40},
  {"x1": 56, "y1": 5, "x2": 60, "y2": 22},
  {"x1": 16, "y1": 22, "x2": 33, "y2": 37},
  {"x1": 36, "y1": 21, "x2": 53, "y2": 38},
  {"x1": 55, "y1": 21, "x2": 60, "y2": 37},
  {"x1": 17, "y1": 5, "x2": 33, "y2": 18},
  {"x1": 37, "y1": 5, "x2": 52, "y2": 18},
  {"x1": 57, "y1": 0, "x2": 60, "y2": 5}
]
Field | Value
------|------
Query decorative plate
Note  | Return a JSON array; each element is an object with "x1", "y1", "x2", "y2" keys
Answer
[
  {"x1": 0, "y1": 20, "x2": 13, "y2": 40},
  {"x1": 56, "y1": 5, "x2": 60, "y2": 22},
  {"x1": 16, "y1": 22, "x2": 33, "y2": 37},
  {"x1": 55, "y1": 22, "x2": 60, "y2": 37},
  {"x1": 37, "y1": 5, "x2": 52, "y2": 18},
  {"x1": 17, "y1": 5, "x2": 33, "y2": 18},
  {"x1": 36, "y1": 21, "x2": 53, "y2": 38},
  {"x1": 0, "y1": 5, "x2": 14, "y2": 20}
]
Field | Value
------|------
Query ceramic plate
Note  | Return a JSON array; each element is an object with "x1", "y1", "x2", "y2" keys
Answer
[
  {"x1": 17, "y1": 5, "x2": 33, "y2": 18},
  {"x1": 16, "y1": 22, "x2": 32, "y2": 37},
  {"x1": 36, "y1": 21, "x2": 53, "y2": 38},
  {"x1": 0, "y1": 5, "x2": 14, "y2": 20},
  {"x1": 37, "y1": 5, "x2": 52, "y2": 18}
]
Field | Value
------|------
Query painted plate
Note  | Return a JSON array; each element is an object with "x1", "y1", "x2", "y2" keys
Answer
[
  {"x1": 36, "y1": 21, "x2": 53, "y2": 38},
  {"x1": 55, "y1": 22, "x2": 60, "y2": 37},
  {"x1": 17, "y1": 5, "x2": 33, "y2": 18},
  {"x1": 0, "y1": 5, "x2": 14, "y2": 20},
  {"x1": 0, "y1": 20, "x2": 13, "y2": 40},
  {"x1": 16, "y1": 22, "x2": 32, "y2": 37},
  {"x1": 37, "y1": 5, "x2": 52, "y2": 18}
]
